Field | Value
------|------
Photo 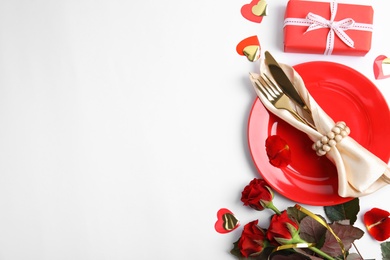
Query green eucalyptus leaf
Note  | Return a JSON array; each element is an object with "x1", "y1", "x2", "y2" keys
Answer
[
  {"x1": 324, "y1": 198, "x2": 360, "y2": 225},
  {"x1": 381, "y1": 241, "x2": 390, "y2": 260}
]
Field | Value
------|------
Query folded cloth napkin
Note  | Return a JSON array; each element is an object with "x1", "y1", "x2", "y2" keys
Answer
[{"x1": 250, "y1": 60, "x2": 390, "y2": 198}]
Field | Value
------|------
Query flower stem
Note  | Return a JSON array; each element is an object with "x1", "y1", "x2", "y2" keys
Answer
[
  {"x1": 294, "y1": 237, "x2": 335, "y2": 260},
  {"x1": 266, "y1": 202, "x2": 281, "y2": 215},
  {"x1": 308, "y1": 246, "x2": 335, "y2": 260}
]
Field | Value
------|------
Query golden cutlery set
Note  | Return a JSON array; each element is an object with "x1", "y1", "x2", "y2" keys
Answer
[{"x1": 251, "y1": 51, "x2": 316, "y2": 130}]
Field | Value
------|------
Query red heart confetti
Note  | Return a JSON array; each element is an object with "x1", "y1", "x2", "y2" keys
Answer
[
  {"x1": 215, "y1": 208, "x2": 240, "y2": 234},
  {"x1": 236, "y1": 35, "x2": 261, "y2": 62},
  {"x1": 373, "y1": 55, "x2": 390, "y2": 80},
  {"x1": 241, "y1": 0, "x2": 267, "y2": 23},
  {"x1": 363, "y1": 207, "x2": 390, "y2": 241},
  {"x1": 265, "y1": 135, "x2": 291, "y2": 168}
]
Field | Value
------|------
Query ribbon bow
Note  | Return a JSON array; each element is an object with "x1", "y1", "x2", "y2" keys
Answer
[
  {"x1": 305, "y1": 2, "x2": 355, "y2": 55},
  {"x1": 284, "y1": 1, "x2": 373, "y2": 55}
]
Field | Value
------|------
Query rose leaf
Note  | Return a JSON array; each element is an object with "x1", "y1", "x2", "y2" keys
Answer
[
  {"x1": 269, "y1": 250, "x2": 312, "y2": 260},
  {"x1": 294, "y1": 248, "x2": 324, "y2": 260},
  {"x1": 320, "y1": 222, "x2": 364, "y2": 257},
  {"x1": 381, "y1": 241, "x2": 390, "y2": 260},
  {"x1": 324, "y1": 198, "x2": 360, "y2": 225},
  {"x1": 299, "y1": 215, "x2": 327, "y2": 247},
  {"x1": 345, "y1": 253, "x2": 364, "y2": 260},
  {"x1": 287, "y1": 206, "x2": 307, "y2": 223}
]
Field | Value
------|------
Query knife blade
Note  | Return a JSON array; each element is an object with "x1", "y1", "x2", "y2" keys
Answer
[{"x1": 264, "y1": 51, "x2": 311, "y2": 113}]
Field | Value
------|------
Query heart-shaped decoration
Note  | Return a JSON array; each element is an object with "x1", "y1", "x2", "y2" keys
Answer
[
  {"x1": 243, "y1": 45, "x2": 260, "y2": 62},
  {"x1": 241, "y1": 0, "x2": 266, "y2": 23},
  {"x1": 236, "y1": 36, "x2": 261, "y2": 62},
  {"x1": 252, "y1": 0, "x2": 268, "y2": 17},
  {"x1": 214, "y1": 208, "x2": 240, "y2": 234},
  {"x1": 373, "y1": 55, "x2": 390, "y2": 80}
]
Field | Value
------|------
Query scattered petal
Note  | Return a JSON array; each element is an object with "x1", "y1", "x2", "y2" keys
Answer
[
  {"x1": 363, "y1": 207, "x2": 390, "y2": 241},
  {"x1": 265, "y1": 135, "x2": 291, "y2": 168}
]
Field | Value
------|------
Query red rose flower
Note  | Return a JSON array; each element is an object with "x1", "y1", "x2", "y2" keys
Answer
[
  {"x1": 265, "y1": 135, "x2": 291, "y2": 168},
  {"x1": 238, "y1": 220, "x2": 267, "y2": 257},
  {"x1": 241, "y1": 178, "x2": 274, "y2": 211},
  {"x1": 364, "y1": 207, "x2": 390, "y2": 241},
  {"x1": 266, "y1": 210, "x2": 300, "y2": 245}
]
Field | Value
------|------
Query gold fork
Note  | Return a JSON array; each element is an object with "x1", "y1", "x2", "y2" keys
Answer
[{"x1": 250, "y1": 73, "x2": 316, "y2": 130}]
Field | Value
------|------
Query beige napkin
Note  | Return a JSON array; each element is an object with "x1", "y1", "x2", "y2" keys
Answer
[{"x1": 250, "y1": 60, "x2": 390, "y2": 198}]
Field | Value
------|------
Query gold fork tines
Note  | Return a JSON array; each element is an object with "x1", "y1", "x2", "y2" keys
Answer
[{"x1": 250, "y1": 73, "x2": 316, "y2": 130}]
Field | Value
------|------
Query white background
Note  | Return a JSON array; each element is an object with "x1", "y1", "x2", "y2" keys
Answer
[{"x1": 0, "y1": 0, "x2": 389, "y2": 259}]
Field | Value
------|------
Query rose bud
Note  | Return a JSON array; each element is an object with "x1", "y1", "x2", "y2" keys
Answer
[
  {"x1": 266, "y1": 208, "x2": 335, "y2": 260},
  {"x1": 364, "y1": 207, "x2": 390, "y2": 241},
  {"x1": 238, "y1": 220, "x2": 268, "y2": 257},
  {"x1": 241, "y1": 178, "x2": 274, "y2": 211},
  {"x1": 266, "y1": 210, "x2": 300, "y2": 245}
]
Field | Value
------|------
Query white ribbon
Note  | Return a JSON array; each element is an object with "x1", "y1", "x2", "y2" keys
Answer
[{"x1": 284, "y1": 1, "x2": 373, "y2": 55}]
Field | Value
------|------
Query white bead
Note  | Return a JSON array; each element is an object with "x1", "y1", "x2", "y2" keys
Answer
[
  {"x1": 321, "y1": 136, "x2": 329, "y2": 144},
  {"x1": 327, "y1": 132, "x2": 335, "y2": 139},
  {"x1": 336, "y1": 122, "x2": 346, "y2": 129},
  {"x1": 332, "y1": 127, "x2": 341, "y2": 134},
  {"x1": 328, "y1": 140, "x2": 337, "y2": 147},
  {"x1": 316, "y1": 140, "x2": 322, "y2": 148},
  {"x1": 312, "y1": 143, "x2": 317, "y2": 150},
  {"x1": 335, "y1": 134, "x2": 343, "y2": 142},
  {"x1": 340, "y1": 130, "x2": 348, "y2": 137},
  {"x1": 322, "y1": 144, "x2": 331, "y2": 152},
  {"x1": 317, "y1": 149, "x2": 327, "y2": 156},
  {"x1": 345, "y1": 126, "x2": 350, "y2": 135}
]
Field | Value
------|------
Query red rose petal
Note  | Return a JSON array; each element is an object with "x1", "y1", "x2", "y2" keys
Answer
[
  {"x1": 363, "y1": 207, "x2": 390, "y2": 241},
  {"x1": 265, "y1": 135, "x2": 291, "y2": 168}
]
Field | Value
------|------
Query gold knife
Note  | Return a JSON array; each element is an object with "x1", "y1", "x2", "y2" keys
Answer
[{"x1": 264, "y1": 51, "x2": 312, "y2": 114}]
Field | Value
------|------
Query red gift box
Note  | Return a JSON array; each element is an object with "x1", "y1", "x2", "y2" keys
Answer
[{"x1": 283, "y1": 0, "x2": 373, "y2": 56}]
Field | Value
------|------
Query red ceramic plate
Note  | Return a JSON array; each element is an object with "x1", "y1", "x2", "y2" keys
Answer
[{"x1": 247, "y1": 61, "x2": 390, "y2": 206}]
